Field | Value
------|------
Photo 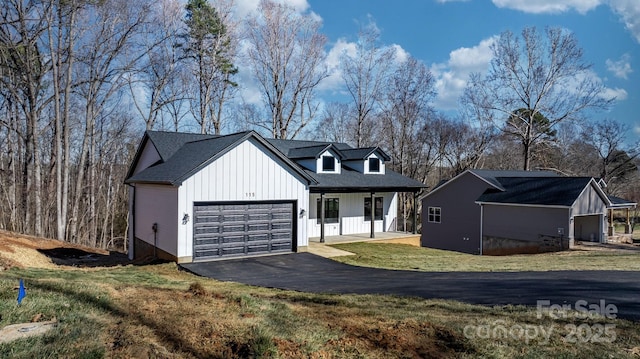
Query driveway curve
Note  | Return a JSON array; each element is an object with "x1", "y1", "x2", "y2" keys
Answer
[{"x1": 180, "y1": 253, "x2": 640, "y2": 321}]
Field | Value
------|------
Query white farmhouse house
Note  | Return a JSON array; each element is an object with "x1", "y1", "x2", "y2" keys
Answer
[{"x1": 125, "y1": 131, "x2": 425, "y2": 262}]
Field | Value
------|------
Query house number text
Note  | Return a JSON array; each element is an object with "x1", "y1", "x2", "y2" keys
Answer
[{"x1": 245, "y1": 192, "x2": 256, "y2": 198}]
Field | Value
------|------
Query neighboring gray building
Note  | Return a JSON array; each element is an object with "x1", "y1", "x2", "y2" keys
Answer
[{"x1": 421, "y1": 169, "x2": 628, "y2": 255}]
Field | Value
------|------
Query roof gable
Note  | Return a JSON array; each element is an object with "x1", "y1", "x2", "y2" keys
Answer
[
  {"x1": 126, "y1": 131, "x2": 316, "y2": 186},
  {"x1": 147, "y1": 131, "x2": 217, "y2": 161}
]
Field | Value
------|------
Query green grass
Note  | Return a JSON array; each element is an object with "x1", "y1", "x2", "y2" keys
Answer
[
  {"x1": 1, "y1": 261, "x2": 640, "y2": 358},
  {"x1": 330, "y1": 242, "x2": 640, "y2": 272}
]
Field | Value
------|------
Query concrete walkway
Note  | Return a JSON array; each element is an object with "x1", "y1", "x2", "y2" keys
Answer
[
  {"x1": 307, "y1": 242, "x2": 354, "y2": 258},
  {"x1": 307, "y1": 232, "x2": 420, "y2": 258}
]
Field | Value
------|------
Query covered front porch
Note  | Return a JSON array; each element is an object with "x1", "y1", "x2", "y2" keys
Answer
[
  {"x1": 310, "y1": 231, "x2": 420, "y2": 244},
  {"x1": 308, "y1": 231, "x2": 420, "y2": 258},
  {"x1": 607, "y1": 196, "x2": 637, "y2": 243},
  {"x1": 310, "y1": 188, "x2": 424, "y2": 243}
]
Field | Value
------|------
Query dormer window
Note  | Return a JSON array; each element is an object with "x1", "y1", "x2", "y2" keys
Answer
[
  {"x1": 322, "y1": 155, "x2": 335, "y2": 172},
  {"x1": 369, "y1": 158, "x2": 380, "y2": 172}
]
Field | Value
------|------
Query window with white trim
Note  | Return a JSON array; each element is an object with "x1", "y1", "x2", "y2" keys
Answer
[
  {"x1": 368, "y1": 157, "x2": 380, "y2": 172},
  {"x1": 428, "y1": 207, "x2": 441, "y2": 223},
  {"x1": 322, "y1": 155, "x2": 335, "y2": 171}
]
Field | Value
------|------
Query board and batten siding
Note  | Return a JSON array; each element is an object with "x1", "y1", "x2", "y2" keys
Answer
[
  {"x1": 134, "y1": 184, "x2": 179, "y2": 257},
  {"x1": 571, "y1": 182, "x2": 608, "y2": 216},
  {"x1": 177, "y1": 138, "x2": 309, "y2": 260},
  {"x1": 569, "y1": 182, "x2": 607, "y2": 242},
  {"x1": 307, "y1": 192, "x2": 397, "y2": 237}
]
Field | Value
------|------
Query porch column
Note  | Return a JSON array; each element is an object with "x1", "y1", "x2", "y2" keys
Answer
[
  {"x1": 320, "y1": 193, "x2": 325, "y2": 243},
  {"x1": 608, "y1": 209, "x2": 615, "y2": 236},
  {"x1": 370, "y1": 192, "x2": 375, "y2": 239},
  {"x1": 413, "y1": 193, "x2": 418, "y2": 234},
  {"x1": 625, "y1": 208, "x2": 632, "y2": 234}
]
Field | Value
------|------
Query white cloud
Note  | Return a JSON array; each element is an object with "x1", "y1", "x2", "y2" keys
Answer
[
  {"x1": 475, "y1": 0, "x2": 640, "y2": 43},
  {"x1": 608, "y1": 0, "x2": 640, "y2": 43},
  {"x1": 318, "y1": 39, "x2": 357, "y2": 92},
  {"x1": 600, "y1": 86, "x2": 628, "y2": 101},
  {"x1": 606, "y1": 54, "x2": 633, "y2": 79},
  {"x1": 431, "y1": 37, "x2": 497, "y2": 110},
  {"x1": 318, "y1": 39, "x2": 412, "y2": 92},
  {"x1": 491, "y1": 0, "x2": 601, "y2": 14},
  {"x1": 634, "y1": 125, "x2": 640, "y2": 135},
  {"x1": 391, "y1": 44, "x2": 409, "y2": 64},
  {"x1": 234, "y1": 0, "x2": 311, "y2": 17}
]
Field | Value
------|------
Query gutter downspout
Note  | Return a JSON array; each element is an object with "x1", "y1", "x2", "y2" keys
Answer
[
  {"x1": 479, "y1": 203, "x2": 483, "y2": 256},
  {"x1": 370, "y1": 192, "x2": 375, "y2": 238},
  {"x1": 320, "y1": 193, "x2": 325, "y2": 243},
  {"x1": 413, "y1": 192, "x2": 418, "y2": 235},
  {"x1": 127, "y1": 184, "x2": 136, "y2": 260}
]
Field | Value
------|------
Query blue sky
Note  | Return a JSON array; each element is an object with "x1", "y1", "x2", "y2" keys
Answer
[{"x1": 235, "y1": 0, "x2": 640, "y2": 139}]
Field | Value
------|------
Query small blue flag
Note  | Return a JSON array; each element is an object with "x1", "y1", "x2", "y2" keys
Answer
[{"x1": 17, "y1": 279, "x2": 26, "y2": 305}]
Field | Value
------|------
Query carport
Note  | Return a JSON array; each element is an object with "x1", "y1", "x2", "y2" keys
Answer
[{"x1": 573, "y1": 214, "x2": 603, "y2": 242}]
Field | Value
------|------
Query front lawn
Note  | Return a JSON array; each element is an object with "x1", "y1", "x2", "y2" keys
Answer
[
  {"x1": 2, "y1": 263, "x2": 640, "y2": 358},
  {"x1": 330, "y1": 242, "x2": 640, "y2": 272}
]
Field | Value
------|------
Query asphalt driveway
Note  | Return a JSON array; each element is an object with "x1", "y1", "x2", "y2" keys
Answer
[{"x1": 180, "y1": 253, "x2": 640, "y2": 321}]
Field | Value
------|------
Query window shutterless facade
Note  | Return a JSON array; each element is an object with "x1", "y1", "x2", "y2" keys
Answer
[
  {"x1": 364, "y1": 197, "x2": 383, "y2": 220},
  {"x1": 368, "y1": 157, "x2": 380, "y2": 172},
  {"x1": 322, "y1": 155, "x2": 335, "y2": 171},
  {"x1": 317, "y1": 198, "x2": 339, "y2": 223},
  {"x1": 428, "y1": 207, "x2": 441, "y2": 223}
]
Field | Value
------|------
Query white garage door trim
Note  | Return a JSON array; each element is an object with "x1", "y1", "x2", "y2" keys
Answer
[{"x1": 193, "y1": 201, "x2": 296, "y2": 261}]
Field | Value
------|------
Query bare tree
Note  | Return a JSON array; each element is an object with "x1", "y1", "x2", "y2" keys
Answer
[
  {"x1": 377, "y1": 57, "x2": 436, "y2": 231},
  {"x1": 379, "y1": 57, "x2": 435, "y2": 178},
  {"x1": 582, "y1": 119, "x2": 639, "y2": 191},
  {"x1": 0, "y1": 0, "x2": 54, "y2": 236},
  {"x1": 340, "y1": 20, "x2": 394, "y2": 147},
  {"x1": 245, "y1": 0, "x2": 328, "y2": 139},
  {"x1": 313, "y1": 102, "x2": 354, "y2": 144},
  {"x1": 46, "y1": 0, "x2": 82, "y2": 241},
  {"x1": 69, "y1": 0, "x2": 151, "y2": 244},
  {"x1": 464, "y1": 27, "x2": 612, "y2": 170},
  {"x1": 129, "y1": 0, "x2": 186, "y2": 130}
]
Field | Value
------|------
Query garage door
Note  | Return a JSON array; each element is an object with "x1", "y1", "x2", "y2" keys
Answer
[{"x1": 193, "y1": 202, "x2": 294, "y2": 261}]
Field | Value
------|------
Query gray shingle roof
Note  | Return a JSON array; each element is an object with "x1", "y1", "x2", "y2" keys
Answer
[
  {"x1": 287, "y1": 144, "x2": 341, "y2": 159},
  {"x1": 127, "y1": 132, "x2": 248, "y2": 185},
  {"x1": 341, "y1": 147, "x2": 391, "y2": 161},
  {"x1": 305, "y1": 167, "x2": 425, "y2": 192},
  {"x1": 609, "y1": 195, "x2": 637, "y2": 207},
  {"x1": 470, "y1": 169, "x2": 558, "y2": 191},
  {"x1": 477, "y1": 177, "x2": 594, "y2": 206},
  {"x1": 126, "y1": 130, "x2": 426, "y2": 192},
  {"x1": 147, "y1": 131, "x2": 217, "y2": 161},
  {"x1": 266, "y1": 138, "x2": 352, "y2": 154}
]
